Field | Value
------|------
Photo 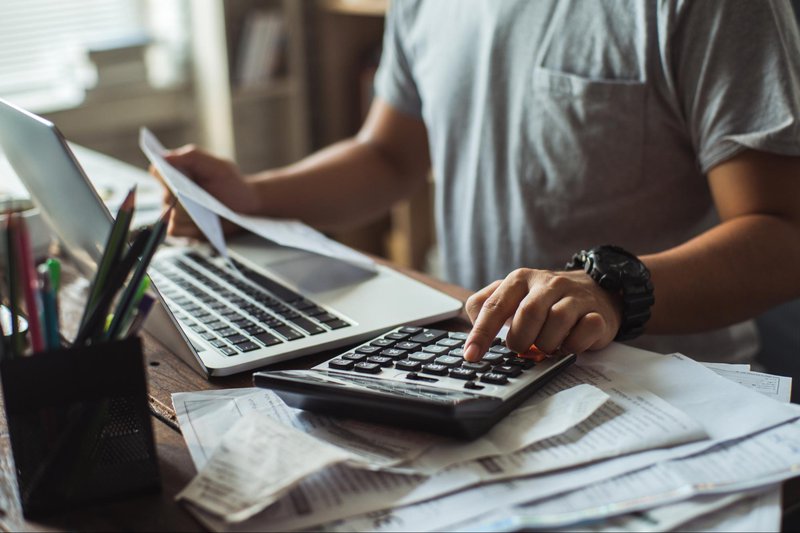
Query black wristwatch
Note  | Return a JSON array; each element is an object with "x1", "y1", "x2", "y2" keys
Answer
[{"x1": 565, "y1": 245, "x2": 655, "y2": 341}]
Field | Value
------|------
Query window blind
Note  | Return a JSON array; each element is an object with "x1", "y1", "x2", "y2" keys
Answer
[{"x1": 0, "y1": 0, "x2": 147, "y2": 97}]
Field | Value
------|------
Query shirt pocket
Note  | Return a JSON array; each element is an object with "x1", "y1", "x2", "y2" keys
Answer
[{"x1": 521, "y1": 66, "x2": 647, "y2": 208}]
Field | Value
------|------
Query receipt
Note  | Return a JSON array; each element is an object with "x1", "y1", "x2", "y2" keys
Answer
[{"x1": 177, "y1": 413, "x2": 354, "y2": 522}]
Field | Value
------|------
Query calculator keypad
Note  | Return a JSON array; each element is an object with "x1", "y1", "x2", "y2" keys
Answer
[{"x1": 319, "y1": 326, "x2": 563, "y2": 400}]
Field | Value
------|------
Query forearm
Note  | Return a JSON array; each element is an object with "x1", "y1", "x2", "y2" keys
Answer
[
  {"x1": 247, "y1": 138, "x2": 425, "y2": 230},
  {"x1": 643, "y1": 214, "x2": 800, "y2": 333}
]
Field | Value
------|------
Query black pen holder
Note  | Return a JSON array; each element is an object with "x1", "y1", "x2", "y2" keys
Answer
[{"x1": 0, "y1": 337, "x2": 160, "y2": 517}]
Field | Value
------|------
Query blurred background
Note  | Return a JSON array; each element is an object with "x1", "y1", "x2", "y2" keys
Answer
[
  {"x1": 0, "y1": 0, "x2": 434, "y2": 272},
  {"x1": 1, "y1": 0, "x2": 798, "y2": 383}
]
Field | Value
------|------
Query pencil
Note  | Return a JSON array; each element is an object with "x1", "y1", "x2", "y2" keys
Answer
[
  {"x1": 73, "y1": 225, "x2": 153, "y2": 345},
  {"x1": 104, "y1": 205, "x2": 171, "y2": 340},
  {"x1": 79, "y1": 186, "x2": 136, "y2": 329},
  {"x1": 15, "y1": 216, "x2": 44, "y2": 352}
]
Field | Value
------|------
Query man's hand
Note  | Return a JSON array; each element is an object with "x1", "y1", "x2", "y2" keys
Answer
[
  {"x1": 150, "y1": 145, "x2": 260, "y2": 237},
  {"x1": 462, "y1": 269, "x2": 623, "y2": 362}
]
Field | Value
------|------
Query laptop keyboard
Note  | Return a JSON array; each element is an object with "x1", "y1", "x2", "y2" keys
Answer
[{"x1": 149, "y1": 251, "x2": 351, "y2": 357}]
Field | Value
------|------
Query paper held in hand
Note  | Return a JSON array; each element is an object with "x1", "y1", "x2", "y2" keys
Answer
[{"x1": 139, "y1": 128, "x2": 376, "y2": 272}]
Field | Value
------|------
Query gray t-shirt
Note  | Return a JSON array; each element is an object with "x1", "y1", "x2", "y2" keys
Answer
[{"x1": 374, "y1": 0, "x2": 800, "y2": 363}]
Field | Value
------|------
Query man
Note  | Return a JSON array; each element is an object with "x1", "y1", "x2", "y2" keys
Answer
[{"x1": 164, "y1": 0, "x2": 800, "y2": 365}]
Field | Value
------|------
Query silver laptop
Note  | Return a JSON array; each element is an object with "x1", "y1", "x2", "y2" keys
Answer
[{"x1": 0, "y1": 98, "x2": 462, "y2": 377}]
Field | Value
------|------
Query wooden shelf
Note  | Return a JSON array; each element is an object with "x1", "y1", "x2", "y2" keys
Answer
[{"x1": 321, "y1": 0, "x2": 388, "y2": 17}]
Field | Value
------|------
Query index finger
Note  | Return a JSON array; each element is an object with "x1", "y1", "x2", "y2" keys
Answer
[{"x1": 463, "y1": 272, "x2": 531, "y2": 362}]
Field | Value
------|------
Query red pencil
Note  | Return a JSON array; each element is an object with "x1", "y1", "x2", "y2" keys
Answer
[{"x1": 14, "y1": 215, "x2": 45, "y2": 353}]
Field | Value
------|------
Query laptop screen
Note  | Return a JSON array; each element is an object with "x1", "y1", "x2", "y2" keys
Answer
[{"x1": 0, "y1": 98, "x2": 114, "y2": 272}]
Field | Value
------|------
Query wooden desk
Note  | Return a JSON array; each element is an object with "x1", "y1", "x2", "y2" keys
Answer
[
  {"x1": 1, "y1": 258, "x2": 797, "y2": 531},
  {"x1": 0, "y1": 258, "x2": 471, "y2": 531}
]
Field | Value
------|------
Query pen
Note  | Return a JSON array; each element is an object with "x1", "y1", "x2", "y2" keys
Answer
[
  {"x1": 38, "y1": 264, "x2": 60, "y2": 350},
  {"x1": 73, "y1": 225, "x2": 152, "y2": 345},
  {"x1": 79, "y1": 186, "x2": 136, "y2": 330},
  {"x1": 15, "y1": 216, "x2": 44, "y2": 353},
  {"x1": 125, "y1": 294, "x2": 155, "y2": 337},
  {"x1": 111, "y1": 277, "x2": 150, "y2": 340},
  {"x1": 104, "y1": 205, "x2": 171, "y2": 340},
  {"x1": 46, "y1": 257, "x2": 60, "y2": 310}
]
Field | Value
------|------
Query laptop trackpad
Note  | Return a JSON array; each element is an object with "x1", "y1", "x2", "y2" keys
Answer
[{"x1": 265, "y1": 253, "x2": 375, "y2": 294}]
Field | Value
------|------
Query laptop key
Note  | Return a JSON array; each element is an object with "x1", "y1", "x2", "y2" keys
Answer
[
  {"x1": 289, "y1": 317, "x2": 326, "y2": 335},
  {"x1": 315, "y1": 312, "x2": 339, "y2": 323},
  {"x1": 226, "y1": 334, "x2": 248, "y2": 344},
  {"x1": 273, "y1": 325, "x2": 303, "y2": 341},
  {"x1": 210, "y1": 339, "x2": 228, "y2": 348},
  {"x1": 236, "y1": 341, "x2": 260, "y2": 352},
  {"x1": 218, "y1": 346, "x2": 238, "y2": 356},
  {"x1": 326, "y1": 319, "x2": 350, "y2": 330},
  {"x1": 255, "y1": 333, "x2": 282, "y2": 347}
]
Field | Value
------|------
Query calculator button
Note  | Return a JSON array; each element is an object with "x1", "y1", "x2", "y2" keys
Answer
[
  {"x1": 489, "y1": 346, "x2": 515, "y2": 357},
  {"x1": 410, "y1": 329, "x2": 447, "y2": 343},
  {"x1": 482, "y1": 353, "x2": 506, "y2": 364},
  {"x1": 406, "y1": 372, "x2": 439, "y2": 383},
  {"x1": 519, "y1": 347, "x2": 549, "y2": 362},
  {"x1": 409, "y1": 352, "x2": 437, "y2": 364},
  {"x1": 448, "y1": 332, "x2": 469, "y2": 340},
  {"x1": 354, "y1": 362, "x2": 382, "y2": 374},
  {"x1": 380, "y1": 348, "x2": 408, "y2": 360},
  {"x1": 464, "y1": 381, "x2": 485, "y2": 390},
  {"x1": 436, "y1": 338, "x2": 463, "y2": 348},
  {"x1": 462, "y1": 361, "x2": 491, "y2": 373},
  {"x1": 328, "y1": 359, "x2": 355, "y2": 371},
  {"x1": 399, "y1": 326, "x2": 423, "y2": 334},
  {"x1": 366, "y1": 356, "x2": 394, "y2": 367},
  {"x1": 448, "y1": 348, "x2": 465, "y2": 358},
  {"x1": 507, "y1": 357, "x2": 536, "y2": 369},
  {"x1": 386, "y1": 332, "x2": 410, "y2": 341},
  {"x1": 434, "y1": 355, "x2": 462, "y2": 367},
  {"x1": 371, "y1": 338, "x2": 395, "y2": 348},
  {"x1": 395, "y1": 360, "x2": 422, "y2": 372},
  {"x1": 421, "y1": 363, "x2": 449, "y2": 376},
  {"x1": 422, "y1": 345, "x2": 449, "y2": 355},
  {"x1": 491, "y1": 337, "x2": 505, "y2": 346},
  {"x1": 494, "y1": 365, "x2": 523, "y2": 377},
  {"x1": 449, "y1": 368, "x2": 477, "y2": 380},
  {"x1": 481, "y1": 372, "x2": 509, "y2": 385},
  {"x1": 356, "y1": 345, "x2": 382, "y2": 355},
  {"x1": 395, "y1": 341, "x2": 421, "y2": 351},
  {"x1": 343, "y1": 352, "x2": 368, "y2": 362}
]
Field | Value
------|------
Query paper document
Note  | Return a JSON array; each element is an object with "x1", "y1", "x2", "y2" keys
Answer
[
  {"x1": 174, "y1": 384, "x2": 608, "y2": 475},
  {"x1": 139, "y1": 128, "x2": 375, "y2": 271},
  {"x1": 708, "y1": 367, "x2": 792, "y2": 403},
  {"x1": 177, "y1": 413, "x2": 353, "y2": 522},
  {"x1": 452, "y1": 418, "x2": 800, "y2": 531},
  {"x1": 244, "y1": 348, "x2": 800, "y2": 533},
  {"x1": 179, "y1": 349, "x2": 711, "y2": 532}
]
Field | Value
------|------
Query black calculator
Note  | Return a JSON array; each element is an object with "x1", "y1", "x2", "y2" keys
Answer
[{"x1": 253, "y1": 326, "x2": 577, "y2": 439}]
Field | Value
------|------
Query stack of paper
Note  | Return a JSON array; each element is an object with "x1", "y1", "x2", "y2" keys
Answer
[{"x1": 172, "y1": 343, "x2": 799, "y2": 532}]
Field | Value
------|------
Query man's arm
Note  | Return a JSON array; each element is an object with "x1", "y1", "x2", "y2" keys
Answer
[
  {"x1": 463, "y1": 149, "x2": 800, "y2": 361},
  {"x1": 163, "y1": 98, "x2": 430, "y2": 235},
  {"x1": 643, "y1": 149, "x2": 800, "y2": 332}
]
